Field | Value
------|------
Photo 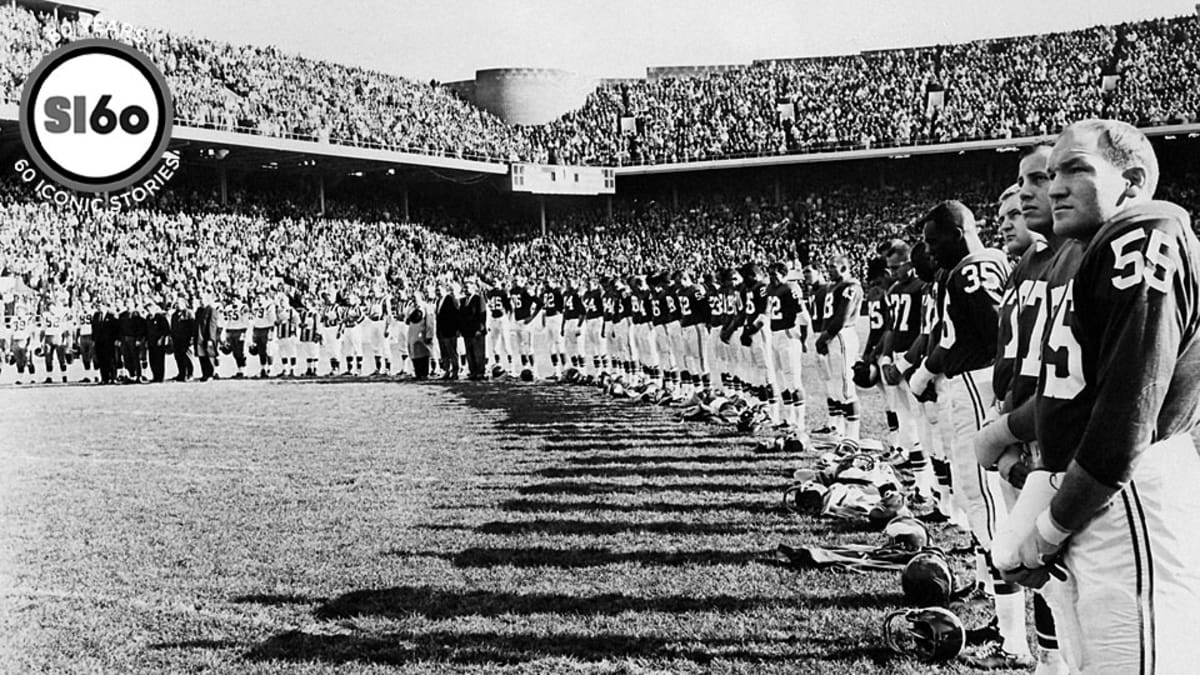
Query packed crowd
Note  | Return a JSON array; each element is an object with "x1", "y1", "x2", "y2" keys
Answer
[{"x1": 3, "y1": 4, "x2": 1199, "y2": 166}]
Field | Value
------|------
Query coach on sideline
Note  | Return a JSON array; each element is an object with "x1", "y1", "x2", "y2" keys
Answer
[
  {"x1": 194, "y1": 291, "x2": 220, "y2": 382},
  {"x1": 435, "y1": 280, "x2": 461, "y2": 380},
  {"x1": 459, "y1": 277, "x2": 488, "y2": 380}
]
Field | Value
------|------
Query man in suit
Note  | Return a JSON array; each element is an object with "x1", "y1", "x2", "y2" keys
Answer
[
  {"x1": 194, "y1": 290, "x2": 221, "y2": 382},
  {"x1": 117, "y1": 300, "x2": 147, "y2": 383},
  {"x1": 459, "y1": 276, "x2": 488, "y2": 380},
  {"x1": 145, "y1": 299, "x2": 171, "y2": 383},
  {"x1": 91, "y1": 298, "x2": 118, "y2": 384},
  {"x1": 170, "y1": 293, "x2": 195, "y2": 381},
  {"x1": 435, "y1": 279, "x2": 461, "y2": 380}
]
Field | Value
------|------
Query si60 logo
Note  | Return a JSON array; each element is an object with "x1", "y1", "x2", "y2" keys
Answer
[{"x1": 19, "y1": 39, "x2": 172, "y2": 193}]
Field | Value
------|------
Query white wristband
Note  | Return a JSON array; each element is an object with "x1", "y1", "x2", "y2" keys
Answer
[
  {"x1": 894, "y1": 355, "x2": 912, "y2": 373},
  {"x1": 1036, "y1": 509, "x2": 1072, "y2": 546}
]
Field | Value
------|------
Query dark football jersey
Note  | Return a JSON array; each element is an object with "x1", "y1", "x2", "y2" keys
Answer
[
  {"x1": 582, "y1": 289, "x2": 603, "y2": 319},
  {"x1": 678, "y1": 283, "x2": 707, "y2": 328},
  {"x1": 742, "y1": 283, "x2": 770, "y2": 325},
  {"x1": 485, "y1": 288, "x2": 510, "y2": 319},
  {"x1": 650, "y1": 291, "x2": 668, "y2": 326},
  {"x1": 662, "y1": 288, "x2": 681, "y2": 323},
  {"x1": 768, "y1": 281, "x2": 804, "y2": 331},
  {"x1": 887, "y1": 276, "x2": 925, "y2": 354},
  {"x1": 926, "y1": 249, "x2": 1010, "y2": 377},
  {"x1": 809, "y1": 282, "x2": 830, "y2": 332},
  {"x1": 1036, "y1": 202, "x2": 1200, "y2": 483},
  {"x1": 562, "y1": 290, "x2": 583, "y2": 320},
  {"x1": 707, "y1": 283, "x2": 727, "y2": 328},
  {"x1": 824, "y1": 279, "x2": 863, "y2": 335},
  {"x1": 864, "y1": 296, "x2": 891, "y2": 356},
  {"x1": 1004, "y1": 241, "x2": 1081, "y2": 407},
  {"x1": 629, "y1": 291, "x2": 650, "y2": 325},
  {"x1": 509, "y1": 286, "x2": 538, "y2": 321},
  {"x1": 277, "y1": 308, "x2": 298, "y2": 338},
  {"x1": 298, "y1": 310, "x2": 318, "y2": 341},
  {"x1": 994, "y1": 240, "x2": 1054, "y2": 401},
  {"x1": 342, "y1": 305, "x2": 365, "y2": 326},
  {"x1": 542, "y1": 288, "x2": 564, "y2": 316}
]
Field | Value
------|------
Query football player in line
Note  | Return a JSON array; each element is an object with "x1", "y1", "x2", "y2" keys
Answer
[
  {"x1": 628, "y1": 275, "x2": 659, "y2": 389},
  {"x1": 561, "y1": 277, "x2": 585, "y2": 376},
  {"x1": 703, "y1": 269, "x2": 732, "y2": 397},
  {"x1": 816, "y1": 255, "x2": 863, "y2": 441},
  {"x1": 737, "y1": 263, "x2": 778, "y2": 423},
  {"x1": 76, "y1": 300, "x2": 96, "y2": 383},
  {"x1": 766, "y1": 262, "x2": 808, "y2": 441},
  {"x1": 365, "y1": 287, "x2": 394, "y2": 377},
  {"x1": 8, "y1": 311, "x2": 36, "y2": 384},
  {"x1": 485, "y1": 277, "x2": 513, "y2": 376},
  {"x1": 223, "y1": 296, "x2": 251, "y2": 379},
  {"x1": 675, "y1": 270, "x2": 710, "y2": 401},
  {"x1": 905, "y1": 200, "x2": 1030, "y2": 669},
  {"x1": 804, "y1": 265, "x2": 836, "y2": 435},
  {"x1": 509, "y1": 275, "x2": 540, "y2": 378},
  {"x1": 251, "y1": 295, "x2": 278, "y2": 379},
  {"x1": 972, "y1": 176, "x2": 1065, "y2": 674},
  {"x1": 298, "y1": 296, "x2": 322, "y2": 377},
  {"x1": 859, "y1": 258, "x2": 893, "y2": 434},
  {"x1": 994, "y1": 121, "x2": 1200, "y2": 673},
  {"x1": 539, "y1": 278, "x2": 566, "y2": 379},
  {"x1": 877, "y1": 241, "x2": 940, "y2": 504},
  {"x1": 580, "y1": 276, "x2": 605, "y2": 378},
  {"x1": 318, "y1": 292, "x2": 345, "y2": 377},
  {"x1": 341, "y1": 293, "x2": 367, "y2": 376},
  {"x1": 275, "y1": 296, "x2": 300, "y2": 378},
  {"x1": 41, "y1": 295, "x2": 72, "y2": 383}
]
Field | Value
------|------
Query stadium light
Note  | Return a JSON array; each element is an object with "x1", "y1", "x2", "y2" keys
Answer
[
  {"x1": 889, "y1": 154, "x2": 911, "y2": 159},
  {"x1": 387, "y1": 168, "x2": 395, "y2": 175},
  {"x1": 349, "y1": 171, "x2": 363, "y2": 177},
  {"x1": 1165, "y1": 135, "x2": 1177, "y2": 140}
]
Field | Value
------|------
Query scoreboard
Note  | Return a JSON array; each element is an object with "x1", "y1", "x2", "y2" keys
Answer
[{"x1": 510, "y1": 163, "x2": 616, "y2": 195}]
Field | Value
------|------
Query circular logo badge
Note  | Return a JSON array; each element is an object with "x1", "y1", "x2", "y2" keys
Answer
[{"x1": 19, "y1": 39, "x2": 173, "y2": 193}]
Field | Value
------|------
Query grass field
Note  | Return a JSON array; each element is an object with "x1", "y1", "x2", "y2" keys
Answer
[{"x1": 1, "y1": 349, "x2": 1022, "y2": 674}]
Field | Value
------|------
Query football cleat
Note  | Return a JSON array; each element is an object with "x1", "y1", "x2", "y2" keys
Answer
[
  {"x1": 782, "y1": 480, "x2": 827, "y2": 515},
  {"x1": 959, "y1": 642, "x2": 1036, "y2": 670},
  {"x1": 901, "y1": 547, "x2": 955, "y2": 606},
  {"x1": 883, "y1": 607, "x2": 966, "y2": 662}
]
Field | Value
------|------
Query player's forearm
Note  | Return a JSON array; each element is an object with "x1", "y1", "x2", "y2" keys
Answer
[
  {"x1": 1007, "y1": 397, "x2": 1037, "y2": 442},
  {"x1": 1049, "y1": 459, "x2": 1120, "y2": 534}
]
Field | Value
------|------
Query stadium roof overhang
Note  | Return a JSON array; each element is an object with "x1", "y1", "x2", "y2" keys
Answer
[
  {"x1": 17, "y1": 0, "x2": 102, "y2": 17},
  {"x1": 0, "y1": 102, "x2": 509, "y2": 183}
]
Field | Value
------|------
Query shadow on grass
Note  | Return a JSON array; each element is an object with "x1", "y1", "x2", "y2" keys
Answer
[
  {"x1": 390, "y1": 546, "x2": 763, "y2": 568},
  {"x1": 151, "y1": 639, "x2": 246, "y2": 650},
  {"x1": 535, "y1": 465, "x2": 763, "y2": 479},
  {"x1": 497, "y1": 498, "x2": 778, "y2": 515},
  {"x1": 419, "y1": 518, "x2": 756, "y2": 536},
  {"x1": 563, "y1": 453, "x2": 774, "y2": 465},
  {"x1": 518, "y1": 480, "x2": 782, "y2": 496},
  {"x1": 243, "y1": 628, "x2": 898, "y2": 666},
  {"x1": 230, "y1": 593, "x2": 322, "y2": 606},
  {"x1": 312, "y1": 585, "x2": 786, "y2": 620}
]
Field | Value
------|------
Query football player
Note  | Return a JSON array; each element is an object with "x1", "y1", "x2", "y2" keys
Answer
[
  {"x1": 41, "y1": 295, "x2": 71, "y2": 383},
  {"x1": 317, "y1": 292, "x2": 343, "y2": 377},
  {"x1": 483, "y1": 277, "x2": 511, "y2": 375},
  {"x1": 251, "y1": 294, "x2": 277, "y2": 378},
  {"x1": 76, "y1": 300, "x2": 96, "y2": 383},
  {"x1": 509, "y1": 275, "x2": 540, "y2": 377},
  {"x1": 626, "y1": 275, "x2": 655, "y2": 387},
  {"x1": 815, "y1": 256, "x2": 863, "y2": 440},
  {"x1": 341, "y1": 293, "x2": 366, "y2": 376},
  {"x1": 9, "y1": 309, "x2": 35, "y2": 384},
  {"x1": 805, "y1": 266, "x2": 835, "y2": 434},
  {"x1": 365, "y1": 286, "x2": 393, "y2": 377},
  {"x1": 275, "y1": 295, "x2": 299, "y2": 378},
  {"x1": 906, "y1": 200, "x2": 1026, "y2": 667},
  {"x1": 676, "y1": 269, "x2": 709, "y2": 399},
  {"x1": 561, "y1": 276, "x2": 585, "y2": 374},
  {"x1": 297, "y1": 295, "x2": 320, "y2": 377},
  {"x1": 860, "y1": 258, "x2": 895, "y2": 438},
  {"x1": 738, "y1": 263, "x2": 777, "y2": 421},
  {"x1": 539, "y1": 278, "x2": 566, "y2": 379},
  {"x1": 580, "y1": 276, "x2": 605, "y2": 377},
  {"x1": 767, "y1": 262, "x2": 807, "y2": 436},
  {"x1": 223, "y1": 295, "x2": 250, "y2": 379},
  {"x1": 999, "y1": 121, "x2": 1200, "y2": 674},
  {"x1": 703, "y1": 269, "x2": 728, "y2": 394},
  {"x1": 878, "y1": 240, "x2": 940, "y2": 504},
  {"x1": 649, "y1": 274, "x2": 676, "y2": 390}
]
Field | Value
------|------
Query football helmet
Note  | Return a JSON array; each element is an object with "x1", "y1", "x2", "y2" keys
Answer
[
  {"x1": 901, "y1": 547, "x2": 955, "y2": 606},
  {"x1": 867, "y1": 486, "x2": 911, "y2": 528},
  {"x1": 220, "y1": 342, "x2": 232, "y2": 355},
  {"x1": 33, "y1": 345, "x2": 45, "y2": 358},
  {"x1": 884, "y1": 515, "x2": 931, "y2": 551},
  {"x1": 248, "y1": 343, "x2": 259, "y2": 356},
  {"x1": 491, "y1": 364, "x2": 506, "y2": 379},
  {"x1": 519, "y1": 368, "x2": 534, "y2": 382},
  {"x1": 833, "y1": 437, "x2": 862, "y2": 457},
  {"x1": 883, "y1": 607, "x2": 966, "y2": 662},
  {"x1": 736, "y1": 407, "x2": 767, "y2": 433},
  {"x1": 782, "y1": 480, "x2": 827, "y2": 515},
  {"x1": 852, "y1": 360, "x2": 879, "y2": 389},
  {"x1": 563, "y1": 367, "x2": 580, "y2": 383}
]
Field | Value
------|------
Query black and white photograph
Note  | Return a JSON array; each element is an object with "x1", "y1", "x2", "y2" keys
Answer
[{"x1": 2, "y1": 0, "x2": 1200, "y2": 672}]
